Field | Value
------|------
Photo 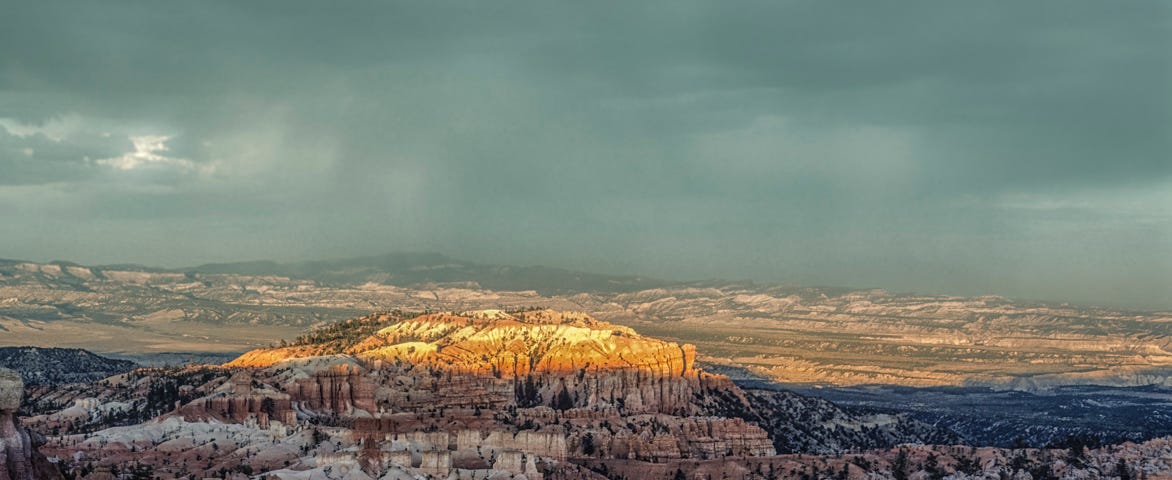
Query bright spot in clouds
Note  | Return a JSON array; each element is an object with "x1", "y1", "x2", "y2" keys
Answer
[{"x1": 95, "y1": 135, "x2": 194, "y2": 171}]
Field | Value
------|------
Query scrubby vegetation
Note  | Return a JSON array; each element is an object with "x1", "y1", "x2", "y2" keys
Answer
[{"x1": 286, "y1": 310, "x2": 417, "y2": 352}]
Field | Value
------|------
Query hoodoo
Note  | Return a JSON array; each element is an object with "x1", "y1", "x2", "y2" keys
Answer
[{"x1": 0, "y1": 368, "x2": 60, "y2": 480}]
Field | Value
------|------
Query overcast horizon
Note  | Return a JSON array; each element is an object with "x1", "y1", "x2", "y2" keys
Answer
[
  {"x1": 2, "y1": 2, "x2": 1170, "y2": 309},
  {"x1": 4, "y1": 249, "x2": 1169, "y2": 312}
]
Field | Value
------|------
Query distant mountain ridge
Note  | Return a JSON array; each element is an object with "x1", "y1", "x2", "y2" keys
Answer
[
  {"x1": 1, "y1": 252, "x2": 669, "y2": 295},
  {"x1": 185, "y1": 252, "x2": 668, "y2": 294}
]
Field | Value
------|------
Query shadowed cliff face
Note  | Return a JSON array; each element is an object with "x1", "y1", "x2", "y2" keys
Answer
[
  {"x1": 0, "y1": 368, "x2": 61, "y2": 480},
  {"x1": 0, "y1": 368, "x2": 33, "y2": 480}
]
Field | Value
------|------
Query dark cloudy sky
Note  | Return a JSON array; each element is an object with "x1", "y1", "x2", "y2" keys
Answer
[{"x1": 2, "y1": 2, "x2": 1169, "y2": 308}]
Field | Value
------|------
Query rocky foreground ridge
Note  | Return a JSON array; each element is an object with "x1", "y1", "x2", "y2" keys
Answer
[
  {"x1": 15, "y1": 310, "x2": 1167, "y2": 479},
  {"x1": 15, "y1": 310, "x2": 997, "y2": 479}
]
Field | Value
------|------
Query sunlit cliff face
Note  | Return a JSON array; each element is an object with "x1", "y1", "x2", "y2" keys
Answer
[{"x1": 228, "y1": 310, "x2": 698, "y2": 379}]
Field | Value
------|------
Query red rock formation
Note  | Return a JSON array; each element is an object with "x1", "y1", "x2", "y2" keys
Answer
[
  {"x1": 229, "y1": 310, "x2": 714, "y2": 415},
  {"x1": 287, "y1": 363, "x2": 376, "y2": 415},
  {"x1": 359, "y1": 311, "x2": 710, "y2": 415},
  {"x1": 175, "y1": 394, "x2": 296, "y2": 427}
]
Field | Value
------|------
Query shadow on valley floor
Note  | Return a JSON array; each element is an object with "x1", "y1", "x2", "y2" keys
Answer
[
  {"x1": 103, "y1": 350, "x2": 244, "y2": 367},
  {"x1": 710, "y1": 358, "x2": 1172, "y2": 449}
]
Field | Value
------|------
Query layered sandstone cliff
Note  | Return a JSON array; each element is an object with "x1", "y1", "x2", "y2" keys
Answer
[{"x1": 229, "y1": 310, "x2": 713, "y2": 415}]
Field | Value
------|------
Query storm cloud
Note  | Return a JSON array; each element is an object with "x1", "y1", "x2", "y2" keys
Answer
[{"x1": 1, "y1": 1, "x2": 1169, "y2": 308}]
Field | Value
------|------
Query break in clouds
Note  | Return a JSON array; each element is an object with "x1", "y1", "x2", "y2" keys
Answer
[{"x1": 1, "y1": 1, "x2": 1169, "y2": 308}]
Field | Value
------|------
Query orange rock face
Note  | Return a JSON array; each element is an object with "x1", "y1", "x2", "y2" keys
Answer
[
  {"x1": 228, "y1": 310, "x2": 712, "y2": 415},
  {"x1": 232, "y1": 310, "x2": 698, "y2": 377}
]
